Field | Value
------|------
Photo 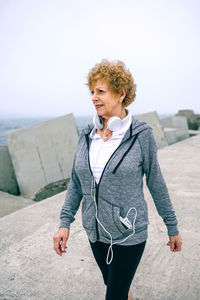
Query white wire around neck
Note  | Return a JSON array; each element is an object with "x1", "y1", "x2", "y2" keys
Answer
[{"x1": 90, "y1": 138, "x2": 137, "y2": 264}]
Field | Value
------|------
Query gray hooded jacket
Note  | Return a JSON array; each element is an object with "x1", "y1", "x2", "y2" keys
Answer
[{"x1": 60, "y1": 117, "x2": 179, "y2": 245}]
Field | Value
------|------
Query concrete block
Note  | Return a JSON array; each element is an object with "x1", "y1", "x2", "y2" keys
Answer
[
  {"x1": 163, "y1": 127, "x2": 189, "y2": 145},
  {"x1": 0, "y1": 191, "x2": 33, "y2": 217},
  {"x1": 160, "y1": 116, "x2": 189, "y2": 145},
  {"x1": 135, "y1": 111, "x2": 167, "y2": 149},
  {"x1": 5, "y1": 114, "x2": 78, "y2": 201},
  {"x1": 163, "y1": 128, "x2": 178, "y2": 145},
  {"x1": 177, "y1": 109, "x2": 195, "y2": 119},
  {"x1": 160, "y1": 115, "x2": 189, "y2": 131},
  {"x1": 176, "y1": 110, "x2": 200, "y2": 130},
  {"x1": 0, "y1": 145, "x2": 19, "y2": 195}
]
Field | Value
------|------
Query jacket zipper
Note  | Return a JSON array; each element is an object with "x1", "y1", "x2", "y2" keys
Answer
[
  {"x1": 85, "y1": 134, "x2": 100, "y2": 239},
  {"x1": 86, "y1": 132, "x2": 135, "y2": 239},
  {"x1": 85, "y1": 123, "x2": 145, "y2": 240},
  {"x1": 93, "y1": 123, "x2": 146, "y2": 186},
  {"x1": 97, "y1": 134, "x2": 135, "y2": 187},
  {"x1": 112, "y1": 132, "x2": 139, "y2": 174},
  {"x1": 86, "y1": 133, "x2": 133, "y2": 186},
  {"x1": 85, "y1": 122, "x2": 145, "y2": 183}
]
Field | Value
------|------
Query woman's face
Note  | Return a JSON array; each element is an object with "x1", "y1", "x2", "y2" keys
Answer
[{"x1": 91, "y1": 80, "x2": 125, "y2": 120}]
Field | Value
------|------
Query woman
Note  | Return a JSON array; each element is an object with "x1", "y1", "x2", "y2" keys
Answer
[{"x1": 53, "y1": 59, "x2": 182, "y2": 300}]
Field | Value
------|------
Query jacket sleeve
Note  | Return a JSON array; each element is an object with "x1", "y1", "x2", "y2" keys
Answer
[
  {"x1": 139, "y1": 128, "x2": 179, "y2": 236},
  {"x1": 59, "y1": 153, "x2": 83, "y2": 228}
]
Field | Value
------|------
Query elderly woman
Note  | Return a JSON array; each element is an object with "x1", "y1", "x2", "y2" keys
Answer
[{"x1": 53, "y1": 59, "x2": 182, "y2": 300}]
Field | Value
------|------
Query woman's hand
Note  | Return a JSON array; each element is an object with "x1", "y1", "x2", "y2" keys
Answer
[
  {"x1": 53, "y1": 227, "x2": 70, "y2": 256},
  {"x1": 167, "y1": 233, "x2": 182, "y2": 252}
]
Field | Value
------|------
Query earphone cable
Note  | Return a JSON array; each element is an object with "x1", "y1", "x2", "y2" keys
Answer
[{"x1": 89, "y1": 130, "x2": 137, "y2": 264}]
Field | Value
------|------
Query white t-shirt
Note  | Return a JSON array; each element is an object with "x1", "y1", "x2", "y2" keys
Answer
[{"x1": 89, "y1": 111, "x2": 132, "y2": 184}]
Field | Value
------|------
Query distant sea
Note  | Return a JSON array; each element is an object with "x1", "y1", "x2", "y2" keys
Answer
[
  {"x1": 0, "y1": 114, "x2": 171, "y2": 145},
  {"x1": 0, "y1": 116, "x2": 93, "y2": 145}
]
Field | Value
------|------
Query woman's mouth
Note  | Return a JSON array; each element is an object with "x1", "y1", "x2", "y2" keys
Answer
[{"x1": 95, "y1": 104, "x2": 104, "y2": 110}]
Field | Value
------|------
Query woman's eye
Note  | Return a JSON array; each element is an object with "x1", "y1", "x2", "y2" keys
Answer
[
  {"x1": 90, "y1": 90, "x2": 94, "y2": 95},
  {"x1": 99, "y1": 89, "x2": 104, "y2": 93}
]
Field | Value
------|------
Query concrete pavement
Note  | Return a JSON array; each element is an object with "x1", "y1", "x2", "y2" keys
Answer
[
  {"x1": 0, "y1": 191, "x2": 33, "y2": 217},
  {"x1": 0, "y1": 134, "x2": 200, "y2": 300}
]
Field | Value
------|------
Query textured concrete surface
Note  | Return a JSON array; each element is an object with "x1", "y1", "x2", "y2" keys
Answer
[
  {"x1": 5, "y1": 114, "x2": 78, "y2": 200},
  {"x1": 160, "y1": 116, "x2": 189, "y2": 145},
  {"x1": 0, "y1": 145, "x2": 19, "y2": 195},
  {"x1": 176, "y1": 109, "x2": 200, "y2": 130},
  {"x1": 163, "y1": 127, "x2": 189, "y2": 145},
  {"x1": 0, "y1": 191, "x2": 33, "y2": 217},
  {"x1": 162, "y1": 127, "x2": 177, "y2": 145},
  {"x1": 160, "y1": 115, "x2": 189, "y2": 131},
  {"x1": 135, "y1": 111, "x2": 167, "y2": 149},
  {"x1": 0, "y1": 135, "x2": 200, "y2": 300}
]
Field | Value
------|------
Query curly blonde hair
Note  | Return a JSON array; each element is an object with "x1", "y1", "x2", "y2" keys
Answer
[{"x1": 87, "y1": 59, "x2": 136, "y2": 107}]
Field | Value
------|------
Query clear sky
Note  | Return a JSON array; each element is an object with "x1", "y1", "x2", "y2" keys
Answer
[{"x1": 0, "y1": 0, "x2": 199, "y2": 118}]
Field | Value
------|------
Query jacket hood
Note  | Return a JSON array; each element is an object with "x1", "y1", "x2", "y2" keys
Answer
[{"x1": 130, "y1": 116, "x2": 151, "y2": 135}]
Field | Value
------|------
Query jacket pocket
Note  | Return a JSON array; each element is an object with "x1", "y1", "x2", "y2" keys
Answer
[
  {"x1": 98, "y1": 198, "x2": 133, "y2": 241},
  {"x1": 81, "y1": 196, "x2": 96, "y2": 230}
]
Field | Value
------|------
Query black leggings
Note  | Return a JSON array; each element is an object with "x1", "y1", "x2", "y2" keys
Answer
[{"x1": 90, "y1": 240, "x2": 146, "y2": 300}]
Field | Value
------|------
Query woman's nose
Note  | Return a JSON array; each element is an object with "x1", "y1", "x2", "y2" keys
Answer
[{"x1": 91, "y1": 92, "x2": 98, "y2": 102}]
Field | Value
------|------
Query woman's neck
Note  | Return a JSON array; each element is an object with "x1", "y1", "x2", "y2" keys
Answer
[{"x1": 103, "y1": 109, "x2": 127, "y2": 129}]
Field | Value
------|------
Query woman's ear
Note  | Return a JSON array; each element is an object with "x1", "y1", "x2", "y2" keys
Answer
[{"x1": 120, "y1": 89, "x2": 127, "y2": 102}]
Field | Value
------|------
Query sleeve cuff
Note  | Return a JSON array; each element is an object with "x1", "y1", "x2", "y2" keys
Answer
[
  {"x1": 167, "y1": 225, "x2": 179, "y2": 236},
  {"x1": 59, "y1": 219, "x2": 71, "y2": 229}
]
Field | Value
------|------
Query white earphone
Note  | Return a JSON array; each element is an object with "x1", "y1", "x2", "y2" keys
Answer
[{"x1": 93, "y1": 115, "x2": 123, "y2": 131}]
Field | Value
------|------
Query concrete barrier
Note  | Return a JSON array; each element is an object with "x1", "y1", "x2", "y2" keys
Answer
[
  {"x1": 160, "y1": 115, "x2": 189, "y2": 131},
  {"x1": 5, "y1": 114, "x2": 78, "y2": 201},
  {"x1": 135, "y1": 111, "x2": 167, "y2": 149},
  {"x1": 0, "y1": 191, "x2": 33, "y2": 217},
  {"x1": 0, "y1": 145, "x2": 19, "y2": 195},
  {"x1": 160, "y1": 116, "x2": 189, "y2": 145},
  {"x1": 176, "y1": 109, "x2": 200, "y2": 130},
  {"x1": 162, "y1": 128, "x2": 178, "y2": 145}
]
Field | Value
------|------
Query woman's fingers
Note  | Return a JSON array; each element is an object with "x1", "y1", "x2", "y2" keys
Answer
[
  {"x1": 167, "y1": 234, "x2": 182, "y2": 252},
  {"x1": 173, "y1": 238, "x2": 182, "y2": 252},
  {"x1": 61, "y1": 235, "x2": 68, "y2": 252},
  {"x1": 53, "y1": 228, "x2": 70, "y2": 256},
  {"x1": 53, "y1": 234, "x2": 62, "y2": 256}
]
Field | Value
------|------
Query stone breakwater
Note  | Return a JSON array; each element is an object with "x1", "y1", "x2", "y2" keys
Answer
[
  {"x1": 0, "y1": 134, "x2": 199, "y2": 299},
  {"x1": 0, "y1": 110, "x2": 199, "y2": 211}
]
